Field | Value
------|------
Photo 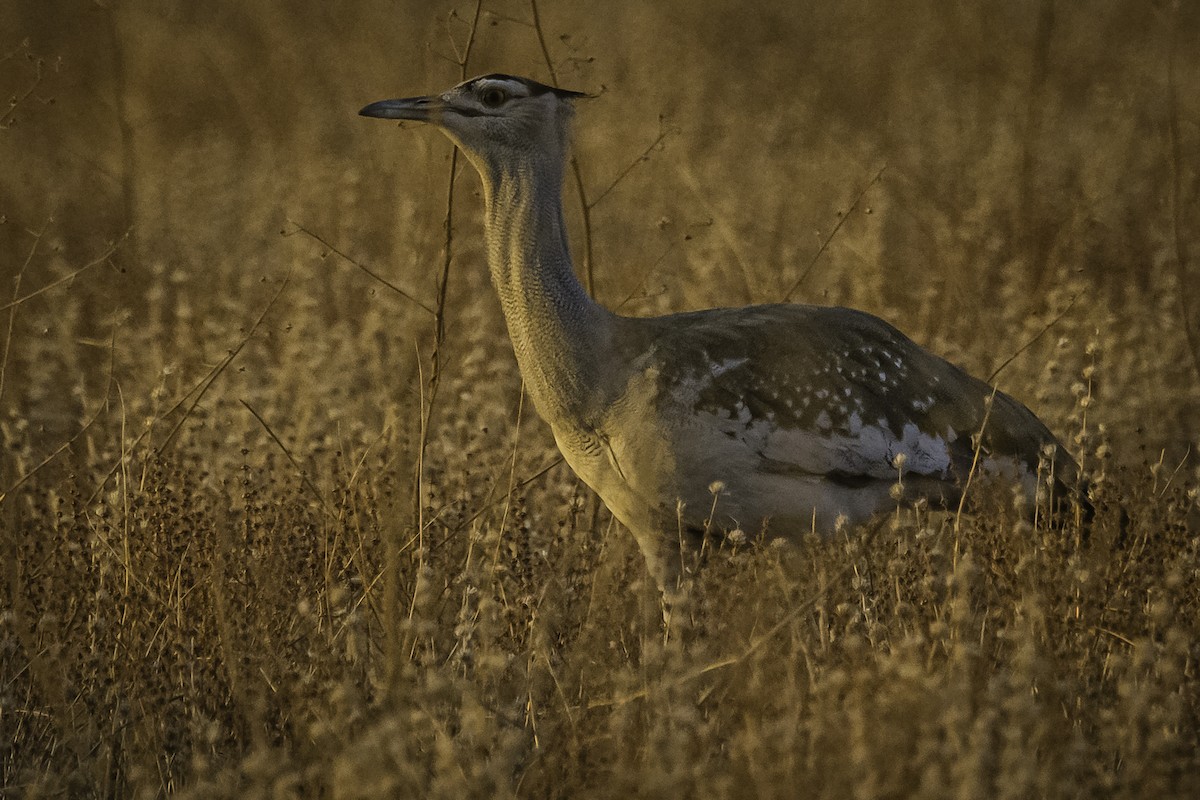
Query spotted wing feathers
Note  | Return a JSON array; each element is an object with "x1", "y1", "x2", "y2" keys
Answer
[{"x1": 637, "y1": 304, "x2": 1069, "y2": 487}]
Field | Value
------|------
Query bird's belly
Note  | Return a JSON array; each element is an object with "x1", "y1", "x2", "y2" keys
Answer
[
  {"x1": 614, "y1": 411, "x2": 900, "y2": 537},
  {"x1": 693, "y1": 470, "x2": 891, "y2": 536},
  {"x1": 551, "y1": 411, "x2": 910, "y2": 542}
]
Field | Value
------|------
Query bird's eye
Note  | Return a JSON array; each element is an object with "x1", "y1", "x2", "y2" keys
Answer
[{"x1": 480, "y1": 87, "x2": 507, "y2": 108}]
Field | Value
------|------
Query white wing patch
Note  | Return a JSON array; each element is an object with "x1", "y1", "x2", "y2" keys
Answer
[
  {"x1": 709, "y1": 357, "x2": 749, "y2": 377},
  {"x1": 745, "y1": 413, "x2": 955, "y2": 479}
]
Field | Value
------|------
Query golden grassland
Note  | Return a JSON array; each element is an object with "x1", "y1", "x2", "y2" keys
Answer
[{"x1": 3, "y1": 1, "x2": 1200, "y2": 796}]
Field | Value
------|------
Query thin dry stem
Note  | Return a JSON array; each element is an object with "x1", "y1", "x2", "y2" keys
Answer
[
  {"x1": 783, "y1": 166, "x2": 887, "y2": 302},
  {"x1": 240, "y1": 399, "x2": 336, "y2": 519},
  {"x1": 284, "y1": 220, "x2": 435, "y2": 315},
  {"x1": 1165, "y1": 0, "x2": 1200, "y2": 383},
  {"x1": 530, "y1": 0, "x2": 597, "y2": 296}
]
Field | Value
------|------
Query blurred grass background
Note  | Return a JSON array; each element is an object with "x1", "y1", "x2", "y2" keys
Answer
[{"x1": 2, "y1": 0, "x2": 1199, "y2": 797}]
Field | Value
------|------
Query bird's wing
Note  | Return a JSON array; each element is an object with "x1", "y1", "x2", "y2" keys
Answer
[{"x1": 630, "y1": 304, "x2": 1066, "y2": 486}]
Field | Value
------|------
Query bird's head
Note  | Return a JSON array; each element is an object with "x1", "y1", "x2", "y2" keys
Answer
[{"x1": 360, "y1": 74, "x2": 587, "y2": 174}]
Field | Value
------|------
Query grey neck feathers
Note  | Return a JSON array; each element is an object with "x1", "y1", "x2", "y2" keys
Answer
[{"x1": 478, "y1": 151, "x2": 614, "y2": 424}]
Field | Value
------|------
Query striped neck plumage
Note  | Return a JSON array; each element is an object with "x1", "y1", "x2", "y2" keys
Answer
[{"x1": 477, "y1": 151, "x2": 614, "y2": 422}]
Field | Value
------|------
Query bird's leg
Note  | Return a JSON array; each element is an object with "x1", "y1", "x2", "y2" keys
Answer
[
  {"x1": 661, "y1": 586, "x2": 682, "y2": 641},
  {"x1": 624, "y1": 515, "x2": 703, "y2": 639},
  {"x1": 624, "y1": 520, "x2": 684, "y2": 631}
]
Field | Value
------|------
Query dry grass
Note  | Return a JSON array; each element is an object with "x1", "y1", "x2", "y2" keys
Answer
[
  {"x1": 3, "y1": 1, "x2": 1200, "y2": 797},
  {"x1": 3, "y1": 410, "x2": 1198, "y2": 798}
]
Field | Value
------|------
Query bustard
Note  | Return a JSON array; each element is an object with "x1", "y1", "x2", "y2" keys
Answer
[{"x1": 360, "y1": 74, "x2": 1082, "y2": 596}]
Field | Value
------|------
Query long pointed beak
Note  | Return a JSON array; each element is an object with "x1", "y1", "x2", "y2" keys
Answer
[{"x1": 358, "y1": 95, "x2": 441, "y2": 122}]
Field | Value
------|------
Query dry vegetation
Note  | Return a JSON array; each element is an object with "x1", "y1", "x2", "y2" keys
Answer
[{"x1": 2, "y1": 1, "x2": 1199, "y2": 797}]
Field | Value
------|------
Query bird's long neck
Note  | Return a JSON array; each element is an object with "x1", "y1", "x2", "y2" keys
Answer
[{"x1": 477, "y1": 151, "x2": 615, "y2": 424}]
